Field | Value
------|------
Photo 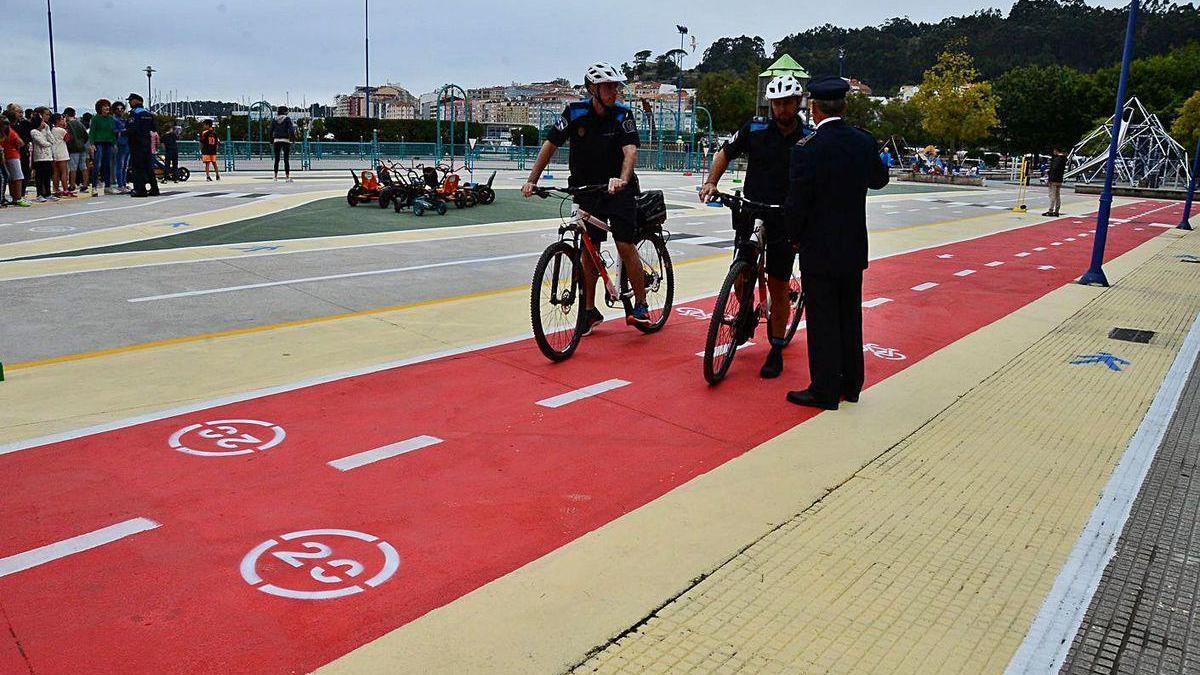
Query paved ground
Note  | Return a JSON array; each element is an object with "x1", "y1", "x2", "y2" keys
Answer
[{"x1": 2, "y1": 166, "x2": 1194, "y2": 674}]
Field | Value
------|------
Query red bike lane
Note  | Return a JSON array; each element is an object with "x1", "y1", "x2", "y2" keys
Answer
[{"x1": 0, "y1": 201, "x2": 1183, "y2": 673}]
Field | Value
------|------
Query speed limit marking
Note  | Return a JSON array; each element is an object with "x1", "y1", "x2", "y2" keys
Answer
[
  {"x1": 240, "y1": 529, "x2": 401, "y2": 600},
  {"x1": 168, "y1": 419, "x2": 286, "y2": 457}
]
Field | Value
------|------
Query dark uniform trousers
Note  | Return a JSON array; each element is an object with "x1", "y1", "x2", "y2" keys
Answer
[
  {"x1": 129, "y1": 146, "x2": 158, "y2": 195},
  {"x1": 803, "y1": 270, "x2": 863, "y2": 400}
]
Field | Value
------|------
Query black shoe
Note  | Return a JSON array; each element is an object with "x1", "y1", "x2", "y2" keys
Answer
[
  {"x1": 842, "y1": 391, "x2": 860, "y2": 403},
  {"x1": 130, "y1": 192, "x2": 148, "y2": 198},
  {"x1": 581, "y1": 308, "x2": 604, "y2": 336},
  {"x1": 760, "y1": 346, "x2": 783, "y2": 379},
  {"x1": 148, "y1": 190, "x2": 160, "y2": 197},
  {"x1": 1042, "y1": 211, "x2": 1054, "y2": 217},
  {"x1": 786, "y1": 389, "x2": 839, "y2": 410}
]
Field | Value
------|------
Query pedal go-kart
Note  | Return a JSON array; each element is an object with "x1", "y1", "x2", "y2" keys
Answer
[
  {"x1": 346, "y1": 169, "x2": 385, "y2": 206},
  {"x1": 463, "y1": 170, "x2": 497, "y2": 205}
]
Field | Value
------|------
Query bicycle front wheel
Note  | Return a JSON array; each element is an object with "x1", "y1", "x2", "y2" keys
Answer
[
  {"x1": 620, "y1": 233, "x2": 674, "y2": 334},
  {"x1": 531, "y1": 241, "x2": 584, "y2": 362},
  {"x1": 703, "y1": 260, "x2": 755, "y2": 385}
]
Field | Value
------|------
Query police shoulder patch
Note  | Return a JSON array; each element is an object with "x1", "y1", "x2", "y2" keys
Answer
[
  {"x1": 567, "y1": 101, "x2": 590, "y2": 122},
  {"x1": 621, "y1": 117, "x2": 637, "y2": 133},
  {"x1": 749, "y1": 116, "x2": 770, "y2": 132}
]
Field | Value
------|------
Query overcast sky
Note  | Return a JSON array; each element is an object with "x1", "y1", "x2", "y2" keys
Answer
[{"x1": 7, "y1": 0, "x2": 1133, "y2": 109}]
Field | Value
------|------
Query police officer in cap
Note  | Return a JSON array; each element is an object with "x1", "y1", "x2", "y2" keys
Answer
[
  {"x1": 700, "y1": 74, "x2": 809, "y2": 378},
  {"x1": 784, "y1": 76, "x2": 889, "y2": 410},
  {"x1": 125, "y1": 93, "x2": 159, "y2": 198}
]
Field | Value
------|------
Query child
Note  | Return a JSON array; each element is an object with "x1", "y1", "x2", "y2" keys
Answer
[
  {"x1": 49, "y1": 113, "x2": 73, "y2": 197},
  {"x1": 199, "y1": 120, "x2": 221, "y2": 181},
  {"x1": 1, "y1": 118, "x2": 31, "y2": 206},
  {"x1": 29, "y1": 113, "x2": 55, "y2": 202}
]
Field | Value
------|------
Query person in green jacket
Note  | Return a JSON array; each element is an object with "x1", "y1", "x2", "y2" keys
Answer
[{"x1": 89, "y1": 98, "x2": 116, "y2": 194}]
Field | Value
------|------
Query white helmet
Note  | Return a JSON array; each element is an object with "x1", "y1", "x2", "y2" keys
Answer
[
  {"x1": 765, "y1": 75, "x2": 802, "y2": 100},
  {"x1": 585, "y1": 62, "x2": 627, "y2": 85}
]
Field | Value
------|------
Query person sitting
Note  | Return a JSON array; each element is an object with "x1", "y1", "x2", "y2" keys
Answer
[{"x1": 360, "y1": 170, "x2": 379, "y2": 192}]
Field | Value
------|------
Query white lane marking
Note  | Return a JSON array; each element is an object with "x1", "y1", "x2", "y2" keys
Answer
[
  {"x1": 685, "y1": 221, "x2": 705, "y2": 225},
  {"x1": 1006, "y1": 310, "x2": 1200, "y2": 675},
  {"x1": 862, "y1": 297, "x2": 892, "y2": 308},
  {"x1": 937, "y1": 254, "x2": 954, "y2": 259},
  {"x1": 1038, "y1": 265, "x2": 1056, "y2": 270},
  {"x1": 954, "y1": 269, "x2": 976, "y2": 277},
  {"x1": 1065, "y1": 237, "x2": 1076, "y2": 242},
  {"x1": 698, "y1": 342, "x2": 756, "y2": 358},
  {"x1": 536, "y1": 379, "x2": 630, "y2": 409},
  {"x1": 986, "y1": 261, "x2": 1005, "y2": 267},
  {"x1": 677, "y1": 236, "x2": 730, "y2": 246},
  {"x1": 127, "y1": 251, "x2": 542, "y2": 302},
  {"x1": 1149, "y1": 222, "x2": 1174, "y2": 228},
  {"x1": 328, "y1": 435, "x2": 443, "y2": 471},
  {"x1": 0, "y1": 517, "x2": 161, "y2": 578},
  {"x1": 1034, "y1": 247, "x2": 1047, "y2": 251},
  {"x1": 1052, "y1": 242, "x2": 1063, "y2": 246},
  {"x1": 947, "y1": 201, "x2": 971, "y2": 206},
  {"x1": 906, "y1": 208, "x2": 921, "y2": 212},
  {"x1": 1015, "y1": 252, "x2": 1031, "y2": 258},
  {"x1": 911, "y1": 282, "x2": 939, "y2": 291},
  {"x1": 1135, "y1": 227, "x2": 1145, "y2": 231},
  {"x1": 1077, "y1": 232, "x2": 1089, "y2": 236},
  {"x1": 9, "y1": 193, "x2": 190, "y2": 225},
  {"x1": 985, "y1": 205, "x2": 1007, "y2": 210}
]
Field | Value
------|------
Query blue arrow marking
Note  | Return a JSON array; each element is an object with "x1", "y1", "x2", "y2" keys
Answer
[
  {"x1": 164, "y1": 222, "x2": 189, "y2": 228},
  {"x1": 1070, "y1": 352, "x2": 1131, "y2": 372},
  {"x1": 230, "y1": 245, "x2": 282, "y2": 253}
]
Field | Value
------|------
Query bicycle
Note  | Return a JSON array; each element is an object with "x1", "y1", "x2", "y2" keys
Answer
[
  {"x1": 529, "y1": 185, "x2": 674, "y2": 362},
  {"x1": 702, "y1": 191, "x2": 805, "y2": 384}
]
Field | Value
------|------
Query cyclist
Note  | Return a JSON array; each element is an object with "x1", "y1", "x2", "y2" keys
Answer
[
  {"x1": 522, "y1": 61, "x2": 650, "y2": 332},
  {"x1": 699, "y1": 74, "x2": 809, "y2": 378}
]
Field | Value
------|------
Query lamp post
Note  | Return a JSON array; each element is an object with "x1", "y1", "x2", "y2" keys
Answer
[
  {"x1": 144, "y1": 66, "x2": 155, "y2": 108},
  {"x1": 364, "y1": 0, "x2": 370, "y2": 119},
  {"x1": 47, "y1": 0, "x2": 59, "y2": 112},
  {"x1": 1079, "y1": 0, "x2": 1139, "y2": 287},
  {"x1": 676, "y1": 25, "x2": 688, "y2": 144},
  {"x1": 838, "y1": 47, "x2": 845, "y2": 78},
  {"x1": 1179, "y1": 137, "x2": 1199, "y2": 231}
]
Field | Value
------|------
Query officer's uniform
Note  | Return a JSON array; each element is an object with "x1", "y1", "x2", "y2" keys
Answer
[
  {"x1": 786, "y1": 77, "x2": 889, "y2": 405},
  {"x1": 126, "y1": 96, "x2": 159, "y2": 196},
  {"x1": 721, "y1": 116, "x2": 808, "y2": 279},
  {"x1": 545, "y1": 100, "x2": 640, "y2": 244}
]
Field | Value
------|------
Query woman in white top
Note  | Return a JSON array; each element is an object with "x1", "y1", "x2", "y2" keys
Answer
[
  {"x1": 49, "y1": 113, "x2": 73, "y2": 196},
  {"x1": 28, "y1": 113, "x2": 56, "y2": 201}
]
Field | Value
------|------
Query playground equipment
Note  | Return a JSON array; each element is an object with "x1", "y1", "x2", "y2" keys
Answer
[{"x1": 1065, "y1": 96, "x2": 1192, "y2": 190}]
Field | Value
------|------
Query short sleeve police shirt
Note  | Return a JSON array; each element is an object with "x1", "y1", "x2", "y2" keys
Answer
[
  {"x1": 546, "y1": 101, "x2": 640, "y2": 187},
  {"x1": 721, "y1": 118, "x2": 807, "y2": 204}
]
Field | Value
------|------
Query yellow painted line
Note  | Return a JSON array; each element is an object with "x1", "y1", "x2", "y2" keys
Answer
[{"x1": 7, "y1": 252, "x2": 729, "y2": 371}]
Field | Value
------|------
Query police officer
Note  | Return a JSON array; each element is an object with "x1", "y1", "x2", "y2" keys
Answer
[
  {"x1": 700, "y1": 74, "x2": 809, "y2": 378},
  {"x1": 125, "y1": 93, "x2": 159, "y2": 198},
  {"x1": 784, "y1": 76, "x2": 889, "y2": 410},
  {"x1": 522, "y1": 62, "x2": 652, "y2": 331}
]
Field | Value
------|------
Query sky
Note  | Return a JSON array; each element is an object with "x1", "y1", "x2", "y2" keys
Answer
[{"x1": 6, "y1": 0, "x2": 1135, "y2": 109}]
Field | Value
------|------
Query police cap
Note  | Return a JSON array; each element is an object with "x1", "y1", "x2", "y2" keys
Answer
[{"x1": 807, "y1": 76, "x2": 850, "y2": 101}]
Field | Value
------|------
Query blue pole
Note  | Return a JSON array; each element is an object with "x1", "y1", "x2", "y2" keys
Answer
[
  {"x1": 1079, "y1": 0, "x2": 1139, "y2": 288},
  {"x1": 364, "y1": 0, "x2": 370, "y2": 120},
  {"x1": 1179, "y1": 137, "x2": 1199, "y2": 231},
  {"x1": 47, "y1": 0, "x2": 58, "y2": 112}
]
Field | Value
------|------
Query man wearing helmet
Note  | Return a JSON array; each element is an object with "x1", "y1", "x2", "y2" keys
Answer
[
  {"x1": 699, "y1": 74, "x2": 809, "y2": 378},
  {"x1": 522, "y1": 61, "x2": 652, "y2": 330}
]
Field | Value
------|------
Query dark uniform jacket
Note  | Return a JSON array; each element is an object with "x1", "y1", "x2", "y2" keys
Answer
[
  {"x1": 786, "y1": 119, "x2": 889, "y2": 275},
  {"x1": 722, "y1": 116, "x2": 807, "y2": 205},
  {"x1": 545, "y1": 100, "x2": 640, "y2": 190},
  {"x1": 127, "y1": 106, "x2": 156, "y2": 150}
]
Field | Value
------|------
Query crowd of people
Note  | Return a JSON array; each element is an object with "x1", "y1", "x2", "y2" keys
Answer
[{"x1": 0, "y1": 94, "x2": 206, "y2": 208}]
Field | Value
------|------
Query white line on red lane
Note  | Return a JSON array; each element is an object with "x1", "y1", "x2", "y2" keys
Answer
[
  {"x1": 0, "y1": 517, "x2": 161, "y2": 578},
  {"x1": 862, "y1": 297, "x2": 893, "y2": 308},
  {"x1": 986, "y1": 261, "x2": 1005, "y2": 267},
  {"x1": 1015, "y1": 252, "x2": 1031, "y2": 258},
  {"x1": 1034, "y1": 247, "x2": 1047, "y2": 251},
  {"x1": 536, "y1": 379, "x2": 631, "y2": 409},
  {"x1": 911, "y1": 282, "x2": 939, "y2": 291},
  {"x1": 328, "y1": 435, "x2": 443, "y2": 471},
  {"x1": 954, "y1": 269, "x2": 977, "y2": 277},
  {"x1": 697, "y1": 342, "x2": 756, "y2": 358}
]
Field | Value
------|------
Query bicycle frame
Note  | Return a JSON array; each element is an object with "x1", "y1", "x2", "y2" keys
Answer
[{"x1": 557, "y1": 206, "x2": 621, "y2": 307}]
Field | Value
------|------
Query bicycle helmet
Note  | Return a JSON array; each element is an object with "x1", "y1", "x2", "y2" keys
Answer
[
  {"x1": 765, "y1": 75, "x2": 802, "y2": 100},
  {"x1": 585, "y1": 62, "x2": 627, "y2": 85}
]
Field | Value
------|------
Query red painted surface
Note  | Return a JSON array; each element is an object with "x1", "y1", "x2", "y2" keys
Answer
[{"x1": 0, "y1": 201, "x2": 1183, "y2": 673}]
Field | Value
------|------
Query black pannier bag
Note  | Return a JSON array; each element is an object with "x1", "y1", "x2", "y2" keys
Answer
[{"x1": 636, "y1": 190, "x2": 667, "y2": 229}]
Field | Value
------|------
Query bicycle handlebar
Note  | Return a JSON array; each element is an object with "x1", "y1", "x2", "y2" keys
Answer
[
  {"x1": 532, "y1": 185, "x2": 609, "y2": 199},
  {"x1": 711, "y1": 190, "x2": 783, "y2": 213}
]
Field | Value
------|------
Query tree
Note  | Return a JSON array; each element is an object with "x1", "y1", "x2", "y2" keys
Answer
[
  {"x1": 1172, "y1": 89, "x2": 1200, "y2": 152},
  {"x1": 993, "y1": 64, "x2": 1093, "y2": 152},
  {"x1": 912, "y1": 45, "x2": 999, "y2": 150},
  {"x1": 876, "y1": 98, "x2": 925, "y2": 144},
  {"x1": 843, "y1": 93, "x2": 882, "y2": 133},
  {"x1": 697, "y1": 36, "x2": 767, "y2": 74},
  {"x1": 696, "y1": 71, "x2": 758, "y2": 133}
]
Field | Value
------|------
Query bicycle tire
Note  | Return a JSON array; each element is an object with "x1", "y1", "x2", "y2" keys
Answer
[
  {"x1": 619, "y1": 233, "x2": 674, "y2": 334},
  {"x1": 781, "y1": 271, "x2": 805, "y2": 344},
  {"x1": 531, "y1": 241, "x2": 584, "y2": 362},
  {"x1": 703, "y1": 260, "x2": 755, "y2": 385}
]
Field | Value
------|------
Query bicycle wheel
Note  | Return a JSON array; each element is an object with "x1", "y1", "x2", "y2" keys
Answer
[
  {"x1": 619, "y1": 233, "x2": 674, "y2": 334},
  {"x1": 781, "y1": 270, "x2": 805, "y2": 345},
  {"x1": 531, "y1": 241, "x2": 584, "y2": 362},
  {"x1": 703, "y1": 260, "x2": 755, "y2": 385}
]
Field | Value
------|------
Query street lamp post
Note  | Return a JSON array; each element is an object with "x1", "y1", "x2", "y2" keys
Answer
[
  {"x1": 364, "y1": 0, "x2": 370, "y2": 119},
  {"x1": 144, "y1": 66, "x2": 155, "y2": 108},
  {"x1": 1079, "y1": 0, "x2": 1140, "y2": 287},
  {"x1": 676, "y1": 25, "x2": 688, "y2": 144},
  {"x1": 838, "y1": 47, "x2": 845, "y2": 78},
  {"x1": 47, "y1": 0, "x2": 59, "y2": 112}
]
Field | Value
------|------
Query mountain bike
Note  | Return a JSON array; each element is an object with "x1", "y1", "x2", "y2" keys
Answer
[
  {"x1": 702, "y1": 191, "x2": 804, "y2": 384},
  {"x1": 529, "y1": 185, "x2": 673, "y2": 362}
]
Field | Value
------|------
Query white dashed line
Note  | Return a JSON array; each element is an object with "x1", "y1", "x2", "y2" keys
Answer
[
  {"x1": 954, "y1": 269, "x2": 976, "y2": 277},
  {"x1": 1015, "y1": 252, "x2": 1031, "y2": 258},
  {"x1": 1065, "y1": 238, "x2": 1076, "y2": 242},
  {"x1": 1038, "y1": 265, "x2": 1057, "y2": 270},
  {"x1": 862, "y1": 297, "x2": 893, "y2": 308},
  {"x1": 1051, "y1": 242, "x2": 1063, "y2": 246},
  {"x1": 0, "y1": 518, "x2": 161, "y2": 578},
  {"x1": 677, "y1": 236, "x2": 731, "y2": 246},
  {"x1": 328, "y1": 435, "x2": 443, "y2": 471},
  {"x1": 937, "y1": 254, "x2": 955, "y2": 259},
  {"x1": 986, "y1": 261, "x2": 1005, "y2": 267},
  {"x1": 1034, "y1": 247, "x2": 1047, "y2": 251},
  {"x1": 536, "y1": 379, "x2": 630, "y2": 408},
  {"x1": 698, "y1": 341, "x2": 756, "y2": 358},
  {"x1": 911, "y1": 282, "x2": 939, "y2": 291}
]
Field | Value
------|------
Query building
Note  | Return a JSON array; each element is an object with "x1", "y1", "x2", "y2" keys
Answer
[
  {"x1": 846, "y1": 78, "x2": 873, "y2": 97},
  {"x1": 332, "y1": 83, "x2": 417, "y2": 119},
  {"x1": 897, "y1": 85, "x2": 920, "y2": 102}
]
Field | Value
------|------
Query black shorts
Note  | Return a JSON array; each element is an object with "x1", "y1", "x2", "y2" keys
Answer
[
  {"x1": 576, "y1": 190, "x2": 637, "y2": 244},
  {"x1": 734, "y1": 211, "x2": 795, "y2": 279}
]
